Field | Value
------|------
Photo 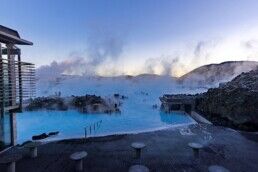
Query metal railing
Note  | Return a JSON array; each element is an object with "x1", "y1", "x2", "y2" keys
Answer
[
  {"x1": 84, "y1": 120, "x2": 103, "y2": 139},
  {"x1": 0, "y1": 58, "x2": 35, "y2": 110}
]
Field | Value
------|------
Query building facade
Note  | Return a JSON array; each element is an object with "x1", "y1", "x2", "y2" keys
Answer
[
  {"x1": 160, "y1": 94, "x2": 196, "y2": 113},
  {"x1": 0, "y1": 25, "x2": 35, "y2": 151}
]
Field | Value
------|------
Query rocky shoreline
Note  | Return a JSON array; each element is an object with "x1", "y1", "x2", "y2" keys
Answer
[
  {"x1": 195, "y1": 69, "x2": 258, "y2": 131},
  {"x1": 25, "y1": 94, "x2": 123, "y2": 114},
  {"x1": 160, "y1": 69, "x2": 258, "y2": 132}
]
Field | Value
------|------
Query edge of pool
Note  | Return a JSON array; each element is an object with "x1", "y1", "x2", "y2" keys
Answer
[
  {"x1": 17, "y1": 110, "x2": 202, "y2": 144},
  {"x1": 34, "y1": 119, "x2": 197, "y2": 144}
]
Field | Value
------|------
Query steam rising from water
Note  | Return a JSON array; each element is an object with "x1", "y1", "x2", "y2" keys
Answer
[
  {"x1": 36, "y1": 33, "x2": 258, "y2": 79},
  {"x1": 37, "y1": 28, "x2": 125, "y2": 79},
  {"x1": 144, "y1": 56, "x2": 182, "y2": 76},
  {"x1": 86, "y1": 28, "x2": 124, "y2": 66}
]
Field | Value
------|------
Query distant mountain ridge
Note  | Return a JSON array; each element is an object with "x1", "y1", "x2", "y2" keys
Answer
[
  {"x1": 179, "y1": 61, "x2": 258, "y2": 85},
  {"x1": 37, "y1": 61, "x2": 258, "y2": 88}
]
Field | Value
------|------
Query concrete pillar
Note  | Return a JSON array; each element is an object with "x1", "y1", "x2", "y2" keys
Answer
[
  {"x1": 17, "y1": 51, "x2": 22, "y2": 110},
  {"x1": 29, "y1": 146, "x2": 38, "y2": 158},
  {"x1": 6, "y1": 44, "x2": 17, "y2": 146},
  {"x1": 0, "y1": 113, "x2": 4, "y2": 144},
  {"x1": 0, "y1": 43, "x2": 5, "y2": 145},
  {"x1": 7, "y1": 44, "x2": 16, "y2": 107},
  {"x1": 0, "y1": 43, "x2": 3, "y2": 112},
  {"x1": 75, "y1": 160, "x2": 83, "y2": 171},
  {"x1": 7, "y1": 161, "x2": 15, "y2": 172},
  {"x1": 10, "y1": 112, "x2": 17, "y2": 146}
]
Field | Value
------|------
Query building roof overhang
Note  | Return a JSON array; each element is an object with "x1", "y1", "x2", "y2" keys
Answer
[{"x1": 0, "y1": 25, "x2": 33, "y2": 45}]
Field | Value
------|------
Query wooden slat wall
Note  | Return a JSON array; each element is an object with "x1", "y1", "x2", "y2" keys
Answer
[{"x1": 0, "y1": 47, "x2": 35, "y2": 111}]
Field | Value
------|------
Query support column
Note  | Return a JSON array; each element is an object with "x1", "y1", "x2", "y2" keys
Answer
[
  {"x1": 0, "y1": 43, "x2": 5, "y2": 146},
  {"x1": 7, "y1": 44, "x2": 16, "y2": 107},
  {"x1": 7, "y1": 44, "x2": 17, "y2": 146},
  {"x1": 0, "y1": 43, "x2": 4, "y2": 113},
  {"x1": 18, "y1": 50, "x2": 22, "y2": 110},
  {"x1": 10, "y1": 112, "x2": 17, "y2": 146}
]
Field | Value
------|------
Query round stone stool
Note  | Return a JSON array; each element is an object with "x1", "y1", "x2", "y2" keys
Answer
[
  {"x1": 24, "y1": 142, "x2": 41, "y2": 158},
  {"x1": 208, "y1": 165, "x2": 230, "y2": 172},
  {"x1": 129, "y1": 165, "x2": 149, "y2": 172},
  {"x1": 131, "y1": 142, "x2": 146, "y2": 159},
  {"x1": 0, "y1": 154, "x2": 22, "y2": 172},
  {"x1": 188, "y1": 142, "x2": 203, "y2": 158},
  {"x1": 70, "y1": 151, "x2": 87, "y2": 171}
]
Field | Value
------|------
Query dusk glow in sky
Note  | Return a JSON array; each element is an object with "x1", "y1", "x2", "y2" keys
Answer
[{"x1": 1, "y1": 0, "x2": 258, "y2": 76}]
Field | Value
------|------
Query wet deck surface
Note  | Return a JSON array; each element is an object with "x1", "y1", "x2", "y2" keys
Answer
[{"x1": 1, "y1": 124, "x2": 258, "y2": 172}]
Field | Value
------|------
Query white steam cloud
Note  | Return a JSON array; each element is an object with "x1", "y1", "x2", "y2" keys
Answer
[
  {"x1": 37, "y1": 32, "x2": 258, "y2": 79},
  {"x1": 37, "y1": 28, "x2": 125, "y2": 79}
]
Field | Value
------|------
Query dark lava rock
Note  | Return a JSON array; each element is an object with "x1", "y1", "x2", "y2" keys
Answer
[
  {"x1": 160, "y1": 69, "x2": 258, "y2": 131},
  {"x1": 71, "y1": 95, "x2": 103, "y2": 108},
  {"x1": 48, "y1": 131, "x2": 59, "y2": 136},
  {"x1": 26, "y1": 94, "x2": 121, "y2": 114},
  {"x1": 25, "y1": 96, "x2": 68, "y2": 111},
  {"x1": 32, "y1": 131, "x2": 59, "y2": 141},
  {"x1": 32, "y1": 133, "x2": 48, "y2": 140},
  {"x1": 195, "y1": 69, "x2": 258, "y2": 131},
  {"x1": 114, "y1": 93, "x2": 120, "y2": 98},
  {"x1": 121, "y1": 95, "x2": 128, "y2": 99},
  {"x1": 70, "y1": 95, "x2": 121, "y2": 114}
]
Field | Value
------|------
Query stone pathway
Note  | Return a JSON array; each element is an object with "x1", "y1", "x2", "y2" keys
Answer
[{"x1": 0, "y1": 124, "x2": 258, "y2": 172}]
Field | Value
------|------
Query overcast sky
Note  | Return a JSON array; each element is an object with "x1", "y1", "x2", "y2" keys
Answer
[{"x1": 1, "y1": 0, "x2": 258, "y2": 76}]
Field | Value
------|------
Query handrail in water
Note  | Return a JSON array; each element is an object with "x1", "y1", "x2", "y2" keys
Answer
[{"x1": 84, "y1": 120, "x2": 103, "y2": 139}]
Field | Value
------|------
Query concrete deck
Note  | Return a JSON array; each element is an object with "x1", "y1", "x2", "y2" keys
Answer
[{"x1": 0, "y1": 124, "x2": 258, "y2": 172}]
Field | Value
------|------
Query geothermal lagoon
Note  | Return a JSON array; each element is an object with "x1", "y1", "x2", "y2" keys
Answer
[
  {"x1": 16, "y1": 76, "x2": 203, "y2": 144},
  {"x1": 17, "y1": 110, "x2": 195, "y2": 144}
]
